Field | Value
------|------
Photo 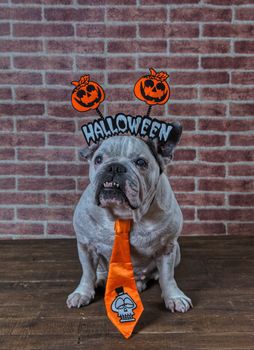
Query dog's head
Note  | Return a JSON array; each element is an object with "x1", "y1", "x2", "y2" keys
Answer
[{"x1": 80, "y1": 122, "x2": 182, "y2": 219}]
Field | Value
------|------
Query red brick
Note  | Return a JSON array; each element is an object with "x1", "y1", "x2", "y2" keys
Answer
[
  {"x1": 204, "y1": 0, "x2": 254, "y2": 4},
  {"x1": 45, "y1": 8, "x2": 104, "y2": 21},
  {"x1": 48, "y1": 134, "x2": 84, "y2": 147},
  {"x1": 200, "y1": 150, "x2": 254, "y2": 163},
  {"x1": 13, "y1": 23, "x2": 74, "y2": 37},
  {"x1": 18, "y1": 178, "x2": 76, "y2": 191},
  {"x1": 46, "y1": 40, "x2": 104, "y2": 54},
  {"x1": 14, "y1": 56, "x2": 73, "y2": 70},
  {"x1": 141, "y1": 0, "x2": 199, "y2": 3},
  {"x1": 106, "y1": 57, "x2": 136, "y2": 70},
  {"x1": 48, "y1": 163, "x2": 87, "y2": 176},
  {"x1": 108, "y1": 40, "x2": 167, "y2": 53},
  {"x1": 0, "y1": 193, "x2": 45, "y2": 205},
  {"x1": 234, "y1": 41, "x2": 254, "y2": 54},
  {"x1": 0, "y1": 119, "x2": 13, "y2": 131},
  {"x1": 168, "y1": 118, "x2": 195, "y2": 131},
  {"x1": 171, "y1": 7, "x2": 231, "y2": 22},
  {"x1": 0, "y1": 103, "x2": 44, "y2": 116},
  {"x1": 169, "y1": 103, "x2": 226, "y2": 116},
  {"x1": 107, "y1": 7, "x2": 167, "y2": 22},
  {"x1": 231, "y1": 72, "x2": 254, "y2": 85},
  {"x1": 108, "y1": 71, "x2": 142, "y2": 85},
  {"x1": 229, "y1": 194, "x2": 254, "y2": 207},
  {"x1": 201, "y1": 87, "x2": 254, "y2": 101},
  {"x1": 228, "y1": 165, "x2": 254, "y2": 177},
  {"x1": 0, "y1": 7, "x2": 41, "y2": 20},
  {"x1": 235, "y1": 8, "x2": 254, "y2": 21},
  {"x1": 139, "y1": 24, "x2": 199, "y2": 38},
  {"x1": 0, "y1": 39, "x2": 43, "y2": 52},
  {"x1": 78, "y1": 0, "x2": 136, "y2": 4},
  {"x1": 182, "y1": 208, "x2": 195, "y2": 220},
  {"x1": 17, "y1": 118, "x2": 75, "y2": 132},
  {"x1": 174, "y1": 149, "x2": 196, "y2": 161},
  {"x1": 15, "y1": 87, "x2": 69, "y2": 102},
  {"x1": 18, "y1": 207, "x2": 73, "y2": 221},
  {"x1": 182, "y1": 222, "x2": 226, "y2": 236},
  {"x1": 48, "y1": 193, "x2": 80, "y2": 206},
  {"x1": 46, "y1": 72, "x2": 104, "y2": 86},
  {"x1": 0, "y1": 149, "x2": 15, "y2": 160},
  {"x1": 0, "y1": 57, "x2": 10, "y2": 69},
  {"x1": 202, "y1": 56, "x2": 254, "y2": 69},
  {"x1": 139, "y1": 56, "x2": 199, "y2": 69},
  {"x1": 176, "y1": 193, "x2": 225, "y2": 206},
  {"x1": 76, "y1": 56, "x2": 106, "y2": 70},
  {"x1": 170, "y1": 178, "x2": 195, "y2": 192},
  {"x1": 0, "y1": 163, "x2": 45, "y2": 176},
  {"x1": 171, "y1": 87, "x2": 198, "y2": 100},
  {"x1": 228, "y1": 223, "x2": 254, "y2": 236},
  {"x1": 230, "y1": 134, "x2": 254, "y2": 146},
  {"x1": 0, "y1": 208, "x2": 14, "y2": 220},
  {"x1": 182, "y1": 134, "x2": 226, "y2": 147},
  {"x1": 204, "y1": 24, "x2": 254, "y2": 38},
  {"x1": 170, "y1": 40, "x2": 230, "y2": 54},
  {"x1": 0, "y1": 133, "x2": 45, "y2": 147},
  {"x1": 107, "y1": 102, "x2": 166, "y2": 118},
  {"x1": 168, "y1": 163, "x2": 225, "y2": 178},
  {"x1": 0, "y1": 88, "x2": 12, "y2": 100},
  {"x1": 230, "y1": 103, "x2": 254, "y2": 116},
  {"x1": 47, "y1": 223, "x2": 75, "y2": 236},
  {"x1": 0, "y1": 23, "x2": 10, "y2": 36},
  {"x1": 77, "y1": 24, "x2": 136, "y2": 38},
  {"x1": 0, "y1": 223, "x2": 44, "y2": 235},
  {"x1": 0, "y1": 178, "x2": 15, "y2": 190},
  {"x1": 18, "y1": 149, "x2": 75, "y2": 162},
  {"x1": 105, "y1": 88, "x2": 134, "y2": 102},
  {"x1": 199, "y1": 118, "x2": 254, "y2": 132},
  {"x1": 198, "y1": 209, "x2": 254, "y2": 221},
  {"x1": 198, "y1": 179, "x2": 254, "y2": 192}
]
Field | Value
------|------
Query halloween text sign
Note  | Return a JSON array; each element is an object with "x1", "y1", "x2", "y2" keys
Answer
[{"x1": 81, "y1": 113, "x2": 173, "y2": 145}]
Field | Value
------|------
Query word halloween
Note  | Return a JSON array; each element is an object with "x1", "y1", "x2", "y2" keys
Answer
[{"x1": 81, "y1": 113, "x2": 173, "y2": 145}]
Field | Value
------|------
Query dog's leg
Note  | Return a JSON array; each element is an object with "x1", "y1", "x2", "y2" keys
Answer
[
  {"x1": 156, "y1": 241, "x2": 193, "y2": 313},
  {"x1": 66, "y1": 241, "x2": 99, "y2": 308}
]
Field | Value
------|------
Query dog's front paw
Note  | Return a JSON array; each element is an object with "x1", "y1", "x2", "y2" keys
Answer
[
  {"x1": 66, "y1": 291, "x2": 94, "y2": 309},
  {"x1": 164, "y1": 294, "x2": 193, "y2": 313}
]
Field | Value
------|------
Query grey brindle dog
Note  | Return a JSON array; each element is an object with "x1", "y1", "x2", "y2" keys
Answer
[{"x1": 67, "y1": 122, "x2": 193, "y2": 313}]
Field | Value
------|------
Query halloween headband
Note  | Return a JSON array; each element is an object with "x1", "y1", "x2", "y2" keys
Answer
[{"x1": 71, "y1": 68, "x2": 172, "y2": 145}]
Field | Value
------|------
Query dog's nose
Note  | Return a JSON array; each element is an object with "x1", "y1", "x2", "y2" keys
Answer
[{"x1": 106, "y1": 163, "x2": 127, "y2": 174}]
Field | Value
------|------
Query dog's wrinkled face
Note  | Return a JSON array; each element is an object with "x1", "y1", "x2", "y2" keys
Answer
[{"x1": 89, "y1": 136, "x2": 161, "y2": 211}]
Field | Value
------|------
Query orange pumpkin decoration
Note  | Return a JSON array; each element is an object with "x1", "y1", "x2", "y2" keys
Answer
[
  {"x1": 71, "y1": 74, "x2": 105, "y2": 112},
  {"x1": 134, "y1": 68, "x2": 170, "y2": 106}
]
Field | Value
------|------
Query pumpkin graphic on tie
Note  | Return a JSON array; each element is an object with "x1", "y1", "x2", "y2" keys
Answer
[{"x1": 71, "y1": 74, "x2": 105, "y2": 115}]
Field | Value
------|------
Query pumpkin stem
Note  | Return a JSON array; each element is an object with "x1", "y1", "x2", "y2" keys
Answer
[
  {"x1": 71, "y1": 81, "x2": 79, "y2": 87},
  {"x1": 146, "y1": 105, "x2": 152, "y2": 118},
  {"x1": 96, "y1": 107, "x2": 104, "y2": 119},
  {"x1": 149, "y1": 68, "x2": 157, "y2": 76}
]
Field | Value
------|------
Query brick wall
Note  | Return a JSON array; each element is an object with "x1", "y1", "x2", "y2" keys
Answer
[{"x1": 0, "y1": 0, "x2": 253, "y2": 238}]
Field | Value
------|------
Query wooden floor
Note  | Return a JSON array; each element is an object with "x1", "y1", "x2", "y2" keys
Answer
[{"x1": 0, "y1": 236, "x2": 253, "y2": 350}]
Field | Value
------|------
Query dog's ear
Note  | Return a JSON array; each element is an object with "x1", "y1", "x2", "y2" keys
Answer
[
  {"x1": 157, "y1": 121, "x2": 182, "y2": 161},
  {"x1": 146, "y1": 122, "x2": 182, "y2": 168},
  {"x1": 79, "y1": 143, "x2": 101, "y2": 161}
]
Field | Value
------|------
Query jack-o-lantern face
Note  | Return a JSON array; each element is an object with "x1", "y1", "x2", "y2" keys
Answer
[
  {"x1": 134, "y1": 68, "x2": 170, "y2": 106},
  {"x1": 71, "y1": 74, "x2": 105, "y2": 112}
]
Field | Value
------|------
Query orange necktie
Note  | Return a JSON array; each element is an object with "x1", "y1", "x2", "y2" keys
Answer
[{"x1": 104, "y1": 219, "x2": 144, "y2": 339}]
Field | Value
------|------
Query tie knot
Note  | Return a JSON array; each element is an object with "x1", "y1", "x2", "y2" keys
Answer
[{"x1": 114, "y1": 219, "x2": 132, "y2": 236}]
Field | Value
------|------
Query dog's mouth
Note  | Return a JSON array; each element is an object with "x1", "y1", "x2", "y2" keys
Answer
[{"x1": 96, "y1": 181, "x2": 136, "y2": 209}]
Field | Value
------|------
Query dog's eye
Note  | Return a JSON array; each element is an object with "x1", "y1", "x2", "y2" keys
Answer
[
  {"x1": 135, "y1": 158, "x2": 148, "y2": 167},
  {"x1": 94, "y1": 155, "x2": 103, "y2": 165}
]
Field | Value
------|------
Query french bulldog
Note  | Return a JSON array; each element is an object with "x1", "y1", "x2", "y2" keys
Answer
[{"x1": 67, "y1": 122, "x2": 192, "y2": 313}]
